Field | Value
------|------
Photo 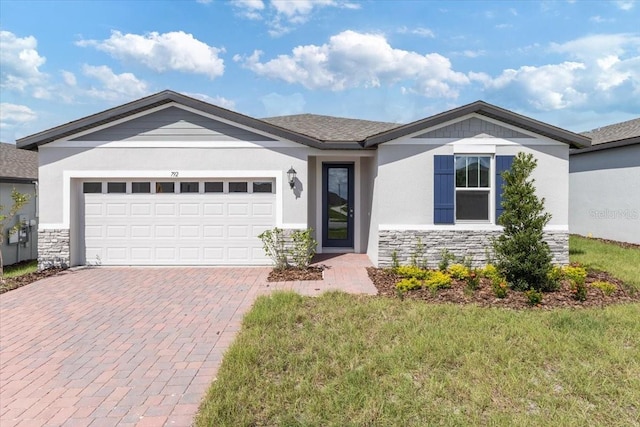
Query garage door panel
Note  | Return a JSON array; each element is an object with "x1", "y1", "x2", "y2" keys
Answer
[{"x1": 85, "y1": 192, "x2": 275, "y2": 265}]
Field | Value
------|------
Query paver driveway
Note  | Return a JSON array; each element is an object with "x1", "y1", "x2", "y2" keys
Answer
[{"x1": 0, "y1": 255, "x2": 376, "y2": 426}]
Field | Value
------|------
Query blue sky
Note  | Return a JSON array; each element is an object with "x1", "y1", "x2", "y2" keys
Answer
[{"x1": 1, "y1": 0, "x2": 639, "y2": 143}]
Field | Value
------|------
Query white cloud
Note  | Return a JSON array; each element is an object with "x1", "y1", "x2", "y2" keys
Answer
[
  {"x1": 183, "y1": 92, "x2": 236, "y2": 110},
  {"x1": 398, "y1": 26, "x2": 435, "y2": 38},
  {"x1": 614, "y1": 0, "x2": 635, "y2": 10},
  {"x1": 589, "y1": 15, "x2": 614, "y2": 23},
  {"x1": 236, "y1": 30, "x2": 470, "y2": 98},
  {"x1": 77, "y1": 30, "x2": 225, "y2": 79},
  {"x1": 0, "y1": 30, "x2": 48, "y2": 95},
  {"x1": 61, "y1": 70, "x2": 77, "y2": 86},
  {"x1": 231, "y1": 0, "x2": 359, "y2": 36},
  {"x1": 82, "y1": 64, "x2": 148, "y2": 101},
  {"x1": 0, "y1": 103, "x2": 36, "y2": 128},
  {"x1": 550, "y1": 33, "x2": 640, "y2": 60}
]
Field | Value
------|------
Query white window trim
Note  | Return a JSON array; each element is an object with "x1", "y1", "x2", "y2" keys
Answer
[{"x1": 454, "y1": 155, "x2": 493, "y2": 224}]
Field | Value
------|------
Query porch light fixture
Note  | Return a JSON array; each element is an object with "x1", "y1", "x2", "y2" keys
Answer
[{"x1": 287, "y1": 167, "x2": 297, "y2": 189}]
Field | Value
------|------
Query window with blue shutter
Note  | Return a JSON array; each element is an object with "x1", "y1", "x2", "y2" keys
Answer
[
  {"x1": 495, "y1": 155, "x2": 515, "y2": 223},
  {"x1": 434, "y1": 155, "x2": 454, "y2": 224}
]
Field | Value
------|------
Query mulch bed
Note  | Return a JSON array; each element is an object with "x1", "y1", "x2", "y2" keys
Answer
[
  {"x1": 0, "y1": 267, "x2": 66, "y2": 294},
  {"x1": 367, "y1": 267, "x2": 640, "y2": 309},
  {"x1": 267, "y1": 267, "x2": 324, "y2": 282}
]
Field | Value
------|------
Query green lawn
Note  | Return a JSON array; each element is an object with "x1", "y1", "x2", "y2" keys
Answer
[
  {"x1": 570, "y1": 235, "x2": 640, "y2": 291},
  {"x1": 2, "y1": 260, "x2": 37, "y2": 279},
  {"x1": 197, "y1": 291, "x2": 640, "y2": 426}
]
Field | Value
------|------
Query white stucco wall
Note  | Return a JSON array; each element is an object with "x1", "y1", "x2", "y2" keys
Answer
[
  {"x1": 569, "y1": 144, "x2": 640, "y2": 244},
  {"x1": 1, "y1": 182, "x2": 38, "y2": 266},
  {"x1": 373, "y1": 137, "x2": 569, "y2": 228}
]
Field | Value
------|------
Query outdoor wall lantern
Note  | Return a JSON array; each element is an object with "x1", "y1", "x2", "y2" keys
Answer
[{"x1": 287, "y1": 167, "x2": 297, "y2": 189}]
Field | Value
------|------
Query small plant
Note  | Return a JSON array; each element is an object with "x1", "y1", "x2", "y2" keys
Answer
[
  {"x1": 591, "y1": 281, "x2": 618, "y2": 296},
  {"x1": 289, "y1": 228, "x2": 318, "y2": 269},
  {"x1": 448, "y1": 264, "x2": 470, "y2": 280},
  {"x1": 395, "y1": 277, "x2": 423, "y2": 292},
  {"x1": 459, "y1": 254, "x2": 474, "y2": 270},
  {"x1": 438, "y1": 248, "x2": 456, "y2": 272},
  {"x1": 491, "y1": 277, "x2": 508, "y2": 298},
  {"x1": 410, "y1": 237, "x2": 428, "y2": 269},
  {"x1": 391, "y1": 250, "x2": 400, "y2": 269},
  {"x1": 258, "y1": 227, "x2": 288, "y2": 269},
  {"x1": 563, "y1": 265, "x2": 587, "y2": 286},
  {"x1": 466, "y1": 270, "x2": 480, "y2": 291},
  {"x1": 480, "y1": 264, "x2": 500, "y2": 281},
  {"x1": 525, "y1": 289, "x2": 543, "y2": 306},
  {"x1": 570, "y1": 281, "x2": 588, "y2": 301},
  {"x1": 424, "y1": 270, "x2": 452, "y2": 290},
  {"x1": 395, "y1": 265, "x2": 430, "y2": 280},
  {"x1": 546, "y1": 265, "x2": 564, "y2": 289}
]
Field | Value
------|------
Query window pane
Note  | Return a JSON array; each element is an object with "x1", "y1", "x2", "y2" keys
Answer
[
  {"x1": 107, "y1": 182, "x2": 126, "y2": 193},
  {"x1": 180, "y1": 182, "x2": 199, "y2": 193},
  {"x1": 204, "y1": 182, "x2": 223, "y2": 193},
  {"x1": 455, "y1": 156, "x2": 467, "y2": 187},
  {"x1": 253, "y1": 182, "x2": 272, "y2": 193},
  {"x1": 132, "y1": 182, "x2": 151, "y2": 193},
  {"x1": 83, "y1": 182, "x2": 102, "y2": 193},
  {"x1": 229, "y1": 182, "x2": 247, "y2": 193},
  {"x1": 468, "y1": 157, "x2": 479, "y2": 187},
  {"x1": 479, "y1": 157, "x2": 490, "y2": 187},
  {"x1": 456, "y1": 191, "x2": 489, "y2": 220},
  {"x1": 156, "y1": 182, "x2": 174, "y2": 193}
]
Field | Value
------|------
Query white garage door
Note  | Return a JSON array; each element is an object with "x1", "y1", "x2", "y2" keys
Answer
[{"x1": 84, "y1": 192, "x2": 275, "y2": 265}]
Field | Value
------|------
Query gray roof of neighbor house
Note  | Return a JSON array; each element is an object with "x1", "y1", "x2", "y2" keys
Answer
[
  {"x1": 581, "y1": 117, "x2": 640, "y2": 144},
  {"x1": 262, "y1": 114, "x2": 401, "y2": 142},
  {"x1": 0, "y1": 142, "x2": 38, "y2": 181},
  {"x1": 16, "y1": 90, "x2": 590, "y2": 150}
]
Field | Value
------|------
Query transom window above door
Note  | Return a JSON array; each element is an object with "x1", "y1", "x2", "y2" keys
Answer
[{"x1": 455, "y1": 156, "x2": 491, "y2": 221}]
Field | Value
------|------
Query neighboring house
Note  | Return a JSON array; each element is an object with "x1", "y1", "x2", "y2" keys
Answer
[
  {"x1": 569, "y1": 118, "x2": 640, "y2": 244},
  {"x1": 0, "y1": 142, "x2": 39, "y2": 266},
  {"x1": 17, "y1": 91, "x2": 588, "y2": 269}
]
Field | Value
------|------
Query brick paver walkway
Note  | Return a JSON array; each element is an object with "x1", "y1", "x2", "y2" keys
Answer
[{"x1": 0, "y1": 254, "x2": 376, "y2": 426}]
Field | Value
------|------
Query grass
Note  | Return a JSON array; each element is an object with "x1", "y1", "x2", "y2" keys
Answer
[
  {"x1": 570, "y1": 235, "x2": 640, "y2": 291},
  {"x1": 2, "y1": 259, "x2": 37, "y2": 279},
  {"x1": 196, "y1": 291, "x2": 640, "y2": 426}
]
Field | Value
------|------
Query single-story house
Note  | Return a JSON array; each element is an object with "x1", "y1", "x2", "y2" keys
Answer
[
  {"x1": 17, "y1": 91, "x2": 589, "y2": 269},
  {"x1": 569, "y1": 118, "x2": 640, "y2": 244},
  {"x1": 0, "y1": 142, "x2": 39, "y2": 266}
]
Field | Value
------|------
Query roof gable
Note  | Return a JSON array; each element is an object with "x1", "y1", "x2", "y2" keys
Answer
[
  {"x1": 70, "y1": 106, "x2": 275, "y2": 142},
  {"x1": 364, "y1": 101, "x2": 590, "y2": 148},
  {"x1": 413, "y1": 117, "x2": 530, "y2": 139}
]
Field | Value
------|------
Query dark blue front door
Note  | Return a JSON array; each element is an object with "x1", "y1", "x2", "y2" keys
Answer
[{"x1": 322, "y1": 163, "x2": 354, "y2": 248}]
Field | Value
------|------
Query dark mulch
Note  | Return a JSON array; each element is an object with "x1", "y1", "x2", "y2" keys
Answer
[
  {"x1": 367, "y1": 267, "x2": 640, "y2": 309},
  {"x1": 0, "y1": 267, "x2": 66, "y2": 294},
  {"x1": 585, "y1": 236, "x2": 640, "y2": 250},
  {"x1": 267, "y1": 266, "x2": 323, "y2": 282}
]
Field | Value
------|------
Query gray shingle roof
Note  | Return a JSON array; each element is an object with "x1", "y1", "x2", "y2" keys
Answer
[
  {"x1": 0, "y1": 142, "x2": 38, "y2": 181},
  {"x1": 582, "y1": 117, "x2": 640, "y2": 144},
  {"x1": 262, "y1": 114, "x2": 401, "y2": 142}
]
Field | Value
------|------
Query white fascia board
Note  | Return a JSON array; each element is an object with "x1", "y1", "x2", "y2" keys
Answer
[{"x1": 48, "y1": 140, "x2": 304, "y2": 149}]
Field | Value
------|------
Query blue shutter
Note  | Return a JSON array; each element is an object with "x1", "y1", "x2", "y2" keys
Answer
[
  {"x1": 495, "y1": 155, "x2": 515, "y2": 223},
  {"x1": 434, "y1": 155, "x2": 454, "y2": 224}
]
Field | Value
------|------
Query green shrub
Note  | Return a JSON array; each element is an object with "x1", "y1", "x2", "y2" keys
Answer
[
  {"x1": 424, "y1": 270, "x2": 452, "y2": 290},
  {"x1": 448, "y1": 264, "x2": 470, "y2": 280},
  {"x1": 391, "y1": 250, "x2": 400, "y2": 269},
  {"x1": 480, "y1": 264, "x2": 500, "y2": 280},
  {"x1": 546, "y1": 265, "x2": 564, "y2": 288},
  {"x1": 438, "y1": 248, "x2": 456, "y2": 271},
  {"x1": 410, "y1": 237, "x2": 428, "y2": 269},
  {"x1": 525, "y1": 289, "x2": 543, "y2": 306},
  {"x1": 394, "y1": 265, "x2": 430, "y2": 280},
  {"x1": 289, "y1": 229, "x2": 318, "y2": 269},
  {"x1": 563, "y1": 265, "x2": 587, "y2": 286},
  {"x1": 258, "y1": 227, "x2": 288, "y2": 269},
  {"x1": 491, "y1": 277, "x2": 508, "y2": 298},
  {"x1": 395, "y1": 277, "x2": 423, "y2": 292},
  {"x1": 591, "y1": 281, "x2": 617, "y2": 296},
  {"x1": 570, "y1": 281, "x2": 588, "y2": 301},
  {"x1": 492, "y1": 152, "x2": 553, "y2": 291}
]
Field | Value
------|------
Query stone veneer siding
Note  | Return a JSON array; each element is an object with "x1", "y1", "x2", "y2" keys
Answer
[
  {"x1": 38, "y1": 229, "x2": 70, "y2": 270},
  {"x1": 378, "y1": 229, "x2": 569, "y2": 268}
]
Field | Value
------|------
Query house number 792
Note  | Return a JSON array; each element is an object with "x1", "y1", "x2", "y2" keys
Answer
[{"x1": 170, "y1": 171, "x2": 179, "y2": 177}]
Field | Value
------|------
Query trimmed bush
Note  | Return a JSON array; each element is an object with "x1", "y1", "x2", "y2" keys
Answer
[
  {"x1": 424, "y1": 271, "x2": 452, "y2": 290},
  {"x1": 395, "y1": 265, "x2": 431, "y2": 280},
  {"x1": 395, "y1": 277, "x2": 423, "y2": 292},
  {"x1": 448, "y1": 264, "x2": 470, "y2": 280}
]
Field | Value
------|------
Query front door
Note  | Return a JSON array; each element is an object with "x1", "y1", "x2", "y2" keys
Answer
[{"x1": 322, "y1": 163, "x2": 354, "y2": 248}]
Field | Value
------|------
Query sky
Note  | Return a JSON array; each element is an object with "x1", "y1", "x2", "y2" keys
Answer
[{"x1": 1, "y1": 0, "x2": 639, "y2": 144}]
